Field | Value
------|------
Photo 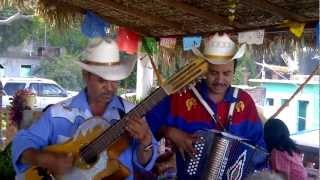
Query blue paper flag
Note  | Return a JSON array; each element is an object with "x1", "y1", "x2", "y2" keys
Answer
[
  {"x1": 81, "y1": 11, "x2": 110, "y2": 38},
  {"x1": 183, "y1": 36, "x2": 202, "y2": 51}
]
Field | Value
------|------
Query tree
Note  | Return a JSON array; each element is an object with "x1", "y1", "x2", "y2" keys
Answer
[
  {"x1": 34, "y1": 54, "x2": 84, "y2": 91},
  {"x1": 233, "y1": 53, "x2": 257, "y2": 85}
]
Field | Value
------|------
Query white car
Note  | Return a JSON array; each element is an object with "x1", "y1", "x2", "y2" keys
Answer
[{"x1": 0, "y1": 77, "x2": 77, "y2": 109}]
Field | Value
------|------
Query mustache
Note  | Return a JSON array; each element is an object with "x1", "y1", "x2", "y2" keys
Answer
[{"x1": 212, "y1": 83, "x2": 227, "y2": 87}]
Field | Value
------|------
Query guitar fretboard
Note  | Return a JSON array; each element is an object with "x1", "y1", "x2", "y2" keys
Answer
[{"x1": 80, "y1": 87, "x2": 167, "y2": 160}]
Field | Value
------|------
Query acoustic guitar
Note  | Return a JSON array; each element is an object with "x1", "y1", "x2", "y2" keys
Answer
[{"x1": 23, "y1": 58, "x2": 208, "y2": 180}]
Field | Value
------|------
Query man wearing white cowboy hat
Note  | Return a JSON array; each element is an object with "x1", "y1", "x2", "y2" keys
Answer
[
  {"x1": 145, "y1": 33, "x2": 267, "y2": 179},
  {"x1": 12, "y1": 38, "x2": 158, "y2": 180}
]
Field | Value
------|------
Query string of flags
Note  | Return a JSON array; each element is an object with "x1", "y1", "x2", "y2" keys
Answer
[{"x1": 80, "y1": 10, "x2": 309, "y2": 57}]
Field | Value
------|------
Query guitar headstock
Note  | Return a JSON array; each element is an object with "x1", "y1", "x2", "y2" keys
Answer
[{"x1": 162, "y1": 58, "x2": 208, "y2": 95}]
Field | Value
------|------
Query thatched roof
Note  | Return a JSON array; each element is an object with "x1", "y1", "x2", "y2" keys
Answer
[{"x1": 7, "y1": 0, "x2": 320, "y2": 37}]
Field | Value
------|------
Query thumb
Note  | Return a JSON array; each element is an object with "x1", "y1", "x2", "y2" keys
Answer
[{"x1": 178, "y1": 147, "x2": 186, "y2": 161}]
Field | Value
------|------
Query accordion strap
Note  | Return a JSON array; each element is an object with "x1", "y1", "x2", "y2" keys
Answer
[
  {"x1": 227, "y1": 87, "x2": 239, "y2": 125},
  {"x1": 189, "y1": 85, "x2": 239, "y2": 131}
]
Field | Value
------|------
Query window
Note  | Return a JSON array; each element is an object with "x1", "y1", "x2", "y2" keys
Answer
[
  {"x1": 281, "y1": 99, "x2": 288, "y2": 105},
  {"x1": 266, "y1": 98, "x2": 274, "y2": 106},
  {"x1": 20, "y1": 65, "x2": 32, "y2": 77},
  {"x1": 39, "y1": 83, "x2": 66, "y2": 97},
  {"x1": 29, "y1": 83, "x2": 39, "y2": 95},
  {"x1": 4, "y1": 83, "x2": 26, "y2": 96},
  {"x1": 297, "y1": 100, "x2": 308, "y2": 131}
]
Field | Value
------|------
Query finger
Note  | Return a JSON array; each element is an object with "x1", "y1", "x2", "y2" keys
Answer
[
  {"x1": 127, "y1": 119, "x2": 140, "y2": 129},
  {"x1": 178, "y1": 147, "x2": 186, "y2": 161},
  {"x1": 185, "y1": 136, "x2": 197, "y2": 156},
  {"x1": 128, "y1": 118, "x2": 151, "y2": 135},
  {"x1": 185, "y1": 141, "x2": 196, "y2": 157},
  {"x1": 125, "y1": 125, "x2": 142, "y2": 139},
  {"x1": 129, "y1": 116, "x2": 146, "y2": 127},
  {"x1": 126, "y1": 120, "x2": 142, "y2": 134}
]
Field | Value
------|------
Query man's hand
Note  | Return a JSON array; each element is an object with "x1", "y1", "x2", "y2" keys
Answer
[
  {"x1": 125, "y1": 116, "x2": 152, "y2": 146},
  {"x1": 125, "y1": 116, "x2": 153, "y2": 165},
  {"x1": 21, "y1": 149, "x2": 74, "y2": 175},
  {"x1": 163, "y1": 127, "x2": 197, "y2": 158}
]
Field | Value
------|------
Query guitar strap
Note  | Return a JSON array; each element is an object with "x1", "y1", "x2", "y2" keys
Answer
[{"x1": 117, "y1": 96, "x2": 126, "y2": 119}]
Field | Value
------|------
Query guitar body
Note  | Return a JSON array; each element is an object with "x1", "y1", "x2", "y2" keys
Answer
[{"x1": 24, "y1": 119, "x2": 130, "y2": 180}]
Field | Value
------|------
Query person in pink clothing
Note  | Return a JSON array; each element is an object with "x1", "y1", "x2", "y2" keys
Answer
[{"x1": 264, "y1": 118, "x2": 308, "y2": 180}]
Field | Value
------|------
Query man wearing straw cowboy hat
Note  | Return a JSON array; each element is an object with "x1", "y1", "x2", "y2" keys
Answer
[
  {"x1": 145, "y1": 33, "x2": 266, "y2": 178},
  {"x1": 12, "y1": 38, "x2": 158, "y2": 180}
]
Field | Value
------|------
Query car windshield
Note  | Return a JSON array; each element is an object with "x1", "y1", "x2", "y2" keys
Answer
[{"x1": 4, "y1": 83, "x2": 26, "y2": 96}]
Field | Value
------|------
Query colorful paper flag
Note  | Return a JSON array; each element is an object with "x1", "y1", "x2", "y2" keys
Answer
[
  {"x1": 160, "y1": 37, "x2": 177, "y2": 49},
  {"x1": 141, "y1": 37, "x2": 158, "y2": 54},
  {"x1": 81, "y1": 11, "x2": 110, "y2": 38},
  {"x1": 238, "y1": 30, "x2": 264, "y2": 45},
  {"x1": 183, "y1": 36, "x2": 201, "y2": 51},
  {"x1": 117, "y1": 27, "x2": 140, "y2": 55}
]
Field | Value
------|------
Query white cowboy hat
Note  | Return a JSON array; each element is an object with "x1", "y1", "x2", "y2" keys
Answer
[
  {"x1": 192, "y1": 33, "x2": 246, "y2": 64},
  {"x1": 75, "y1": 38, "x2": 136, "y2": 81}
]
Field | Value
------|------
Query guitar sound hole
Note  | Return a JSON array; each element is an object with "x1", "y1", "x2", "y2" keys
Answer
[
  {"x1": 35, "y1": 167, "x2": 54, "y2": 180},
  {"x1": 79, "y1": 145, "x2": 98, "y2": 165},
  {"x1": 84, "y1": 154, "x2": 98, "y2": 165}
]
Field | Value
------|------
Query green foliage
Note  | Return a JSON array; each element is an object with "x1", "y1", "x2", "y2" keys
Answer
[
  {"x1": 233, "y1": 53, "x2": 257, "y2": 85},
  {"x1": 46, "y1": 25, "x2": 88, "y2": 54},
  {"x1": 29, "y1": 18, "x2": 88, "y2": 54},
  {"x1": 0, "y1": 6, "x2": 37, "y2": 53},
  {"x1": 119, "y1": 53, "x2": 137, "y2": 90},
  {"x1": 0, "y1": 144, "x2": 15, "y2": 179},
  {"x1": 120, "y1": 65, "x2": 137, "y2": 89},
  {"x1": 0, "y1": 18, "x2": 35, "y2": 53},
  {"x1": 34, "y1": 54, "x2": 84, "y2": 91}
]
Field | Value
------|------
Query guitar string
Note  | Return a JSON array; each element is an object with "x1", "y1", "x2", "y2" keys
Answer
[
  {"x1": 79, "y1": 88, "x2": 166, "y2": 160},
  {"x1": 79, "y1": 88, "x2": 165, "y2": 160}
]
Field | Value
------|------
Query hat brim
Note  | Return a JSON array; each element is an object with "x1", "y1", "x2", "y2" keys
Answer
[
  {"x1": 191, "y1": 44, "x2": 246, "y2": 64},
  {"x1": 75, "y1": 58, "x2": 137, "y2": 81}
]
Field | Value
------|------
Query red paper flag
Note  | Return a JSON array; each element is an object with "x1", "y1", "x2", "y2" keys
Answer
[{"x1": 117, "y1": 27, "x2": 140, "y2": 55}]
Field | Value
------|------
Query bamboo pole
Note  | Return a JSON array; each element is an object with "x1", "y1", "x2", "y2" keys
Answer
[{"x1": 141, "y1": 38, "x2": 164, "y2": 86}]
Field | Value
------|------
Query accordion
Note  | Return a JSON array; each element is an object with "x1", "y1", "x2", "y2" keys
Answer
[{"x1": 183, "y1": 130, "x2": 268, "y2": 180}]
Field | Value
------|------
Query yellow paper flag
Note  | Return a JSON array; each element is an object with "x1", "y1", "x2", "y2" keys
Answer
[{"x1": 280, "y1": 20, "x2": 306, "y2": 38}]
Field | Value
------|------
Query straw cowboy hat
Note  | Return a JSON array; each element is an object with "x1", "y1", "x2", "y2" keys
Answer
[
  {"x1": 75, "y1": 38, "x2": 136, "y2": 81},
  {"x1": 192, "y1": 33, "x2": 246, "y2": 64}
]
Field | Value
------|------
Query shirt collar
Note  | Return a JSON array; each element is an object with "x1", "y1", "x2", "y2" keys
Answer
[
  {"x1": 67, "y1": 88, "x2": 124, "y2": 112},
  {"x1": 197, "y1": 80, "x2": 237, "y2": 104}
]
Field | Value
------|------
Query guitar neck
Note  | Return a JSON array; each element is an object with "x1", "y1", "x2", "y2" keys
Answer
[{"x1": 88, "y1": 87, "x2": 167, "y2": 154}]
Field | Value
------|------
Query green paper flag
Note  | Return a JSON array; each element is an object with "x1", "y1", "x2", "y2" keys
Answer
[{"x1": 141, "y1": 37, "x2": 158, "y2": 54}]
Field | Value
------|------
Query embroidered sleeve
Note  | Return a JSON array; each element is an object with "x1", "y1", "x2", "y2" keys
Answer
[{"x1": 11, "y1": 109, "x2": 53, "y2": 173}]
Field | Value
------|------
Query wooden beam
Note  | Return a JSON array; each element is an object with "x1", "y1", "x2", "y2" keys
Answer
[
  {"x1": 157, "y1": 0, "x2": 240, "y2": 29},
  {"x1": 90, "y1": 0, "x2": 186, "y2": 33},
  {"x1": 241, "y1": 0, "x2": 309, "y2": 22}
]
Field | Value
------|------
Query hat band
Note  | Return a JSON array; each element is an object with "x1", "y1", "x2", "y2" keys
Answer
[
  {"x1": 82, "y1": 60, "x2": 120, "y2": 66},
  {"x1": 205, "y1": 54, "x2": 234, "y2": 60}
]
